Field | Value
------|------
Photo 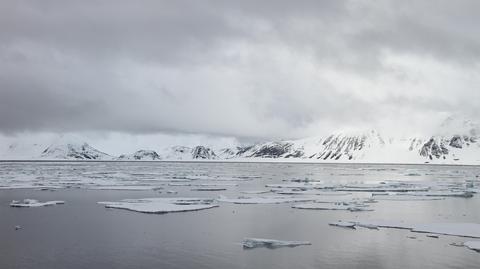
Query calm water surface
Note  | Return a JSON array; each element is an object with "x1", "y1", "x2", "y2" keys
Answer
[{"x1": 1, "y1": 162, "x2": 479, "y2": 269}]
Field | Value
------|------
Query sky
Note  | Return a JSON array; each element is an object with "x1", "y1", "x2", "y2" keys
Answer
[{"x1": 1, "y1": 0, "x2": 480, "y2": 147}]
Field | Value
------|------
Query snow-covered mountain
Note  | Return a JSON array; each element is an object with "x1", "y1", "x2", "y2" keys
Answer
[
  {"x1": 40, "y1": 139, "x2": 112, "y2": 160},
  {"x1": 160, "y1": 146, "x2": 218, "y2": 160},
  {"x1": 1, "y1": 136, "x2": 112, "y2": 160},
  {"x1": 1, "y1": 116, "x2": 479, "y2": 164},
  {"x1": 117, "y1": 150, "x2": 161, "y2": 161}
]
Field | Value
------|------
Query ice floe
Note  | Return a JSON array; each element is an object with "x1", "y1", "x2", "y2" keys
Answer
[
  {"x1": 275, "y1": 190, "x2": 351, "y2": 196},
  {"x1": 87, "y1": 186, "x2": 162, "y2": 191},
  {"x1": 10, "y1": 199, "x2": 65, "y2": 207},
  {"x1": 337, "y1": 220, "x2": 480, "y2": 238},
  {"x1": 217, "y1": 195, "x2": 315, "y2": 204},
  {"x1": 98, "y1": 197, "x2": 218, "y2": 214},
  {"x1": 464, "y1": 241, "x2": 480, "y2": 252},
  {"x1": 328, "y1": 221, "x2": 356, "y2": 228},
  {"x1": 293, "y1": 202, "x2": 372, "y2": 212},
  {"x1": 242, "y1": 238, "x2": 311, "y2": 249},
  {"x1": 191, "y1": 187, "x2": 227, "y2": 191},
  {"x1": 372, "y1": 195, "x2": 445, "y2": 201},
  {"x1": 240, "y1": 190, "x2": 271, "y2": 194}
]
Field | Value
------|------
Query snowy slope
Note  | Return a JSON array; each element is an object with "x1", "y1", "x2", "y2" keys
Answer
[
  {"x1": 117, "y1": 150, "x2": 161, "y2": 161},
  {"x1": 41, "y1": 141, "x2": 112, "y2": 160},
  {"x1": 1, "y1": 116, "x2": 479, "y2": 164},
  {"x1": 160, "y1": 146, "x2": 218, "y2": 160}
]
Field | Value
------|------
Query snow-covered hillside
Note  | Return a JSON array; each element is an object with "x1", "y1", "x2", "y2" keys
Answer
[
  {"x1": 1, "y1": 117, "x2": 479, "y2": 164},
  {"x1": 40, "y1": 139, "x2": 112, "y2": 160},
  {"x1": 117, "y1": 150, "x2": 161, "y2": 161}
]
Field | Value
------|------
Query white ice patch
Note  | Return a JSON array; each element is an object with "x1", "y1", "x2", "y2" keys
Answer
[
  {"x1": 217, "y1": 195, "x2": 315, "y2": 204},
  {"x1": 275, "y1": 190, "x2": 351, "y2": 196},
  {"x1": 240, "y1": 190, "x2": 271, "y2": 194},
  {"x1": 344, "y1": 220, "x2": 480, "y2": 238},
  {"x1": 464, "y1": 241, "x2": 480, "y2": 252},
  {"x1": 266, "y1": 183, "x2": 316, "y2": 189},
  {"x1": 400, "y1": 191, "x2": 474, "y2": 198},
  {"x1": 10, "y1": 199, "x2": 65, "y2": 207},
  {"x1": 191, "y1": 187, "x2": 227, "y2": 191},
  {"x1": 328, "y1": 221, "x2": 356, "y2": 228},
  {"x1": 372, "y1": 195, "x2": 445, "y2": 201},
  {"x1": 0, "y1": 184, "x2": 63, "y2": 190},
  {"x1": 98, "y1": 197, "x2": 218, "y2": 214},
  {"x1": 293, "y1": 203, "x2": 372, "y2": 212},
  {"x1": 87, "y1": 186, "x2": 162, "y2": 191},
  {"x1": 242, "y1": 238, "x2": 311, "y2": 249}
]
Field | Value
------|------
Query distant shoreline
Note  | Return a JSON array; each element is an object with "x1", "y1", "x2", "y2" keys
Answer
[{"x1": 0, "y1": 159, "x2": 479, "y2": 167}]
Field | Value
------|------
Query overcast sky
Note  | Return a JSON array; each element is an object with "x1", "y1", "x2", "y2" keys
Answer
[{"x1": 1, "y1": 0, "x2": 480, "y2": 142}]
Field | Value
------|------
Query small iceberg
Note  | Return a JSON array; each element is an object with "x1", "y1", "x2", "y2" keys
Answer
[
  {"x1": 10, "y1": 199, "x2": 65, "y2": 208},
  {"x1": 242, "y1": 238, "x2": 311, "y2": 249},
  {"x1": 98, "y1": 197, "x2": 218, "y2": 214}
]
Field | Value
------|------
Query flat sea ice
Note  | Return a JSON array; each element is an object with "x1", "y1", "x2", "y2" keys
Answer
[
  {"x1": 463, "y1": 241, "x2": 480, "y2": 252},
  {"x1": 191, "y1": 187, "x2": 227, "y2": 191},
  {"x1": 242, "y1": 238, "x2": 311, "y2": 249},
  {"x1": 87, "y1": 186, "x2": 162, "y2": 191},
  {"x1": 372, "y1": 195, "x2": 445, "y2": 201},
  {"x1": 292, "y1": 203, "x2": 372, "y2": 212},
  {"x1": 217, "y1": 195, "x2": 316, "y2": 204},
  {"x1": 10, "y1": 199, "x2": 65, "y2": 207},
  {"x1": 345, "y1": 220, "x2": 480, "y2": 238},
  {"x1": 98, "y1": 197, "x2": 218, "y2": 214},
  {"x1": 328, "y1": 221, "x2": 356, "y2": 228}
]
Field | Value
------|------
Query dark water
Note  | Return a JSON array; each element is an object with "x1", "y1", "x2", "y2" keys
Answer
[{"x1": 1, "y1": 162, "x2": 479, "y2": 269}]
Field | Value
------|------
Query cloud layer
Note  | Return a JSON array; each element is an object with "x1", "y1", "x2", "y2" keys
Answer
[{"x1": 1, "y1": 0, "x2": 480, "y2": 139}]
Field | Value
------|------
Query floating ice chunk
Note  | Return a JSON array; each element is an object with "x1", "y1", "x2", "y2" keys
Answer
[
  {"x1": 337, "y1": 186, "x2": 430, "y2": 192},
  {"x1": 87, "y1": 186, "x2": 162, "y2": 191},
  {"x1": 15, "y1": 225, "x2": 21, "y2": 230},
  {"x1": 402, "y1": 191, "x2": 474, "y2": 198},
  {"x1": 168, "y1": 183, "x2": 237, "y2": 187},
  {"x1": 242, "y1": 238, "x2": 311, "y2": 249},
  {"x1": 240, "y1": 190, "x2": 271, "y2": 194},
  {"x1": 293, "y1": 202, "x2": 372, "y2": 212},
  {"x1": 372, "y1": 195, "x2": 445, "y2": 201},
  {"x1": 464, "y1": 241, "x2": 480, "y2": 252},
  {"x1": 348, "y1": 220, "x2": 480, "y2": 238},
  {"x1": 329, "y1": 221, "x2": 356, "y2": 228},
  {"x1": 168, "y1": 183, "x2": 192, "y2": 186},
  {"x1": 411, "y1": 223, "x2": 480, "y2": 238},
  {"x1": 275, "y1": 190, "x2": 351, "y2": 196},
  {"x1": 98, "y1": 197, "x2": 218, "y2": 214},
  {"x1": 426, "y1": 234, "x2": 439, "y2": 238},
  {"x1": 10, "y1": 199, "x2": 65, "y2": 207},
  {"x1": 217, "y1": 195, "x2": 315, "y2": 204},
  {"x1": 0, "y1": 184, "x2": 63, "y2": 190},
  {"x1": 266, "y1": 183, "x2": 317, "y2": 189},
  {"x1": 191, "y1": 187, "x2": 227, "y2": 191},
  {"x1": 197, "y1": 183, "x2": 238, "y2": 187}
]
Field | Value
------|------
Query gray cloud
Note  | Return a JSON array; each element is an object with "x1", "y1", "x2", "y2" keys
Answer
[{"x1": 1, "y1": 0, "x2": 480, "y2": 139}]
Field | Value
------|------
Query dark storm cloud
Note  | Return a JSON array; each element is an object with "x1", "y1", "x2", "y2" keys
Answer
[{"x1": 1, "y1": 0, "x2": 480, "y2": 138}]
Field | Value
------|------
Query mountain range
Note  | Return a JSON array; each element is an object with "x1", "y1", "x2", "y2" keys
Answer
[{"x1": 1, "y1": 117, "x2": 479, "y2": 164}]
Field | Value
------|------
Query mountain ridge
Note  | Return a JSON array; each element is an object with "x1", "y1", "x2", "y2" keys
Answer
[{"x1": 1, "y1": 117, "x2": 479, "y2": 164}]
